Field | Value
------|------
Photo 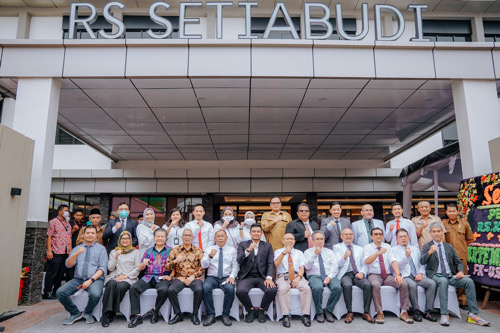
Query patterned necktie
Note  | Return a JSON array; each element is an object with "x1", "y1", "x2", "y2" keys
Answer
[
  {"x1": 377, "y1": 246, "x2": 387, "y2": 279},
  {"x1": 288, "y1": 253, "x2": 295, "y2": 281},
  {"x1": 335, "y1": 220, "x2": 341, "y2": 242},
  {"x1": 218, "y1": 247, "x2": 224, "y2": 279},
  {"x1": 82, "y1": 245, "x2": 91, "y2": 280},
  {"x1": 437, "y1": 243, "x2": 447, "y2": 275},
  {"x1": 368, "y1": 220, "x2": 373, "y2": 243},
  {"x1": 318, "y1": 252, "x2": 327, "y2": 281},
  {"x1": 408, "y1": 251, "x2": 417, "y2": 277},
  {"x1": 347, "y1": 244, "x2": 358, "y2": 275}
]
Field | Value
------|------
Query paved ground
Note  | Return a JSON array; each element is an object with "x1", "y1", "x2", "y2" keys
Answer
[{"x1": 3, "y1": 300, "x2": 498, "y2": 333}]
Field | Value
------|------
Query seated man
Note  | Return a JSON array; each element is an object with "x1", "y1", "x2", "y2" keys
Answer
[
  {"x1": 201, "y1": 230, "x2": 239, "y2": 327},
  {"x1": 56, "y1": 225, "x2": 107, "y2": 325},
  {"x1": 420, "y1": 222, "x2": 490, "y2": 327},
  {"x1": 363, "y1": 227, "x2": 413, "y2": 324},
  {"x1": 333, "y1": 228, "x2": 374, "y2": 324},
  {"x1": 392, "y1": 228, "x2": 437, "y2": 322},
  {"x1": 236, "y1": 224, "x2": 277, "y2": 323},
  {"x1": 274, "y1": 233, "x2": 312, "y2": 327},
  {"x1": 166, "y1": 229, "x2": 205, "y2": 325},
  {"x1": 128, "y1": 228, "x2": 172, "y2": 328},
  {"x1": 304, "y1": 231, "x2": 342, "y2": 324}
]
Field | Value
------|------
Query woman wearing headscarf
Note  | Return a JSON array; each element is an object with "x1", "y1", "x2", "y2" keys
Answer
[
  {"x1": 101, "y1": 231, "x2": 141, "y2": 327},
  {"x1": 162, "y1": 208, "x2": 186, "y2": 249},
  {"x1": 241, "y1": 211, "x2": 266, "y2": 241},
  {"x1": 136, "y1": 207, "x2": 159, "y2": 257},
  {"x1": 214, "y1": 206, "x2": 245, "y2": 248}
]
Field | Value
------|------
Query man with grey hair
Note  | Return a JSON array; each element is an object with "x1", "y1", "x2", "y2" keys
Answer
[
  {"x1": 420, "y1": 222, "x2": 489, "y2": 327},
  {"x1": 304, "y1": 230, "x2": 342, "y2": 323},
  {"x1": 412, "y1": 201, "x2": 442, "y2": 249}
]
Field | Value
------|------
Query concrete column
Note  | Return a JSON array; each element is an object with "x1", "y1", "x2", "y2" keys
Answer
[
  {"x1": 471, "y1": 16, "x2": 485, "y2": 42},
  {"x1": 0, "y1": 97, "x2": 16, "y2": 127},
  {"x1": 402, "y1": 182, "x2": 413, "y2": 219},
  {"x1": 452, "y1": 80, "x2": 500, "y2": 178},
  {"x1": 10, "y1": 78, "x2": 61, "y2": 223},
  {"x1": 489, "y1": 137, "x2": 500, "y2": 171},
  {"x1": 306, "y1": 192, "x2": 318, "y2": 222}
]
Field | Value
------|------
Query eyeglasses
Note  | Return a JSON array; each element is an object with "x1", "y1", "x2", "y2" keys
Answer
[
  {"x1": 121, "y1": 238, "x2": 130, "y2": 240},
  {"x1": 298, "y1": 210, "x2": 309, "y2": 213},
  {"x1": 372, "y1": 233, "x2": 383, "y2": 236},
  {"x1": 182, "y1": 234, "x2": 193, "y2": 237}
]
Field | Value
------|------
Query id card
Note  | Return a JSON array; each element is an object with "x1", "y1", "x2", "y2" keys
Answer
[{"x1": 174, "y1": 238, "x2": 179, "y2": 245}]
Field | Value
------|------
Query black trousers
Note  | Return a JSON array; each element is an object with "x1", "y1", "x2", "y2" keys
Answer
[
  {"x1": 236, "y1": 277, "x2": 277, "y2": 312},
  {"x1": 129, "y1": 278, "x2": 171, "y2": 316},
  {"x1": 167, "y1": 278, "x2": 203, "y2": 315},
  {"x1": 102, "y1": 280, "x2": 131, "y2": 314},
  {"x1": 44, "y1": 253, "x2": 68, "y2": 294},
  {"x1": 340, "y1": 271, "x2": 372, "y2": 313}
]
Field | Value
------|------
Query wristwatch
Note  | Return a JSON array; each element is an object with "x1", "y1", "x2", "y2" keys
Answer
[{"x1": 90, "y1": 277, "x2": 96, "y2": 282}]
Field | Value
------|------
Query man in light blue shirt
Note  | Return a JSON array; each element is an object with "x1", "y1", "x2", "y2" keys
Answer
[
  {"x1": 352, "y1": 204, "x2": 384, "y2": 247},
  {"x1": 56, "y1": 225, "x2": 108, "y2": 325}
]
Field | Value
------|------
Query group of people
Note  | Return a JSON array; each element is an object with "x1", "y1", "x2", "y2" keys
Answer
[{"x1": 44, "y1": 197, "x2": 489, "y2": 328}]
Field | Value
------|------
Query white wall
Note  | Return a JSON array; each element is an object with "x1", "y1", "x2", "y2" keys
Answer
[
  {"x1": 389, "y1": 132, "x2": 443, "y2": 169},
  {"x1": 29, "y1": 17, "x2": 63, "y2": 39},
  {"x1": 53, "y1": 145, "x2": 112, "y2": 170},
  {"x1": 0, "y1": 17, "x2": 18, "y2": 39}
]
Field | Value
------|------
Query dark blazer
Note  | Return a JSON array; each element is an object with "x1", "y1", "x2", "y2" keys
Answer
[
  {"x1": 285, "y1": 219, "x2": 320, "y2": 252},
  {"x1": 103, "y1": 218, "x2": 138, "y2": 253},
  {"x1": 237, "y1": 240, "x2": 275, "y2": 280},
  {"x1": 320, "y1": 216, "x2": 352, "y2": 249},
  {"x1": 420, "y1": 240, "x2": 464, "y2": 278}
]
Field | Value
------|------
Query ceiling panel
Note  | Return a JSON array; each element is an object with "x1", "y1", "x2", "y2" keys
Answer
[
  {"x1": 171, "y1": 135, "x2": 211, "y2": 145},
  {"x1": 248, "y1": 152, "x2": 281, "y2": 160},
  {"x1": 59, "y1": 89, "x2": 98, "y2": 108},
  {"x1": 419, "y1": 80, "x2": 452, "y2": 90},
  {"x1": 191, "y1": 78, "x2": 250, "y2": 88},
  {"x1": 340, "y1": 108, "x2": 394, "y2": 123},
  {"x1": 153, "y1": 108, "x2": 204, "y2": 123},
  {"x1": 83, "y1": 89, "x2": 148, "y2": 108},
  {"x1": 311, "y1": 152, "x2": 347, "y2": 160},
  {"x1": 251, "y1": 89, "x2": 305, "y2": 107},
  {"x1": 118, "y1": 152, "x2": 154, "y2": 160},
  {"x1": 330, "y1": 122, "x2": 378, "y2": 134},
  {"x1": 162, "y1": 122, "x2": 208, "y2": 135},
  {"x1": 94, "y1": 135, "x2": 137, "y2": 145},
  {"x1": 301, "y1": 89, "x2": 360, "y2": 108},
  {"x1": 399, "y1": 89, "x2": 453, "y2": 109},
  {"x1": 131, "y1": 79, "x2": 192, "y2": 89},
  {"x1": 73, "y1": 79, "x2": 134, "y2": 89},
  {"x1": 251, "y1": 78, "x2": 309, "y2": 89},
  {"x1": 211, "y1": 135, "x2": 249, "y2": 144},
  {"x1": 342, "y1": 152, "x2": 380, "y2": 160},
  {"x1": 202, "y1": 107, "x2": 249, "y2": 122},
  {"x1": 384, "y1": 108, "x2": 441, "y2": 123},
  {"x1": 280, "y1": 152, "x2": 314, "y2": 159},
  {"x1": 182, "y1": 152, "x2": 218, "y2": 160},
  {"x1": 75, "y1": 122, "x2": 127, "y2": 136},
  {"x1": 59, "y1": 108, "x2": 112, "y2": 123},
  {"x1": 207, "y1": 122, "x2": 249, "y2": 135},
  {"x1": 371, "y1": 122, "x2": 421, "y2": 135},
  {"x1": 134, "y1": 135, "x2": 173, "y2": 145},
  {"x1": 214, "y1": 144, "x2": 249, "y2": 152},
  {"x1": 249, "y1": 122, "x2": 292, "y2": 135},
  {"x1": 153, "y1": 152, "x2": 185, "y2": 160},
  {"x1": 121, "y1": 122, "x2": 166, "y2": 136},
  {"x1": 141, "y1": 145, "x2": 179, "y2": 153},
  {"x1": 216, "y1": 152, "x2": 249, "y2": 160},
  {"x1": 196, "y1": 88, "x2": 249, "y2": 107},
  {"x1": 358, "y1": 135, "x2": 400, "y2": 145},
  {"x1": 105, "y1": 145, "x2": 145, "y2": 153},
  {"x1": 177, "y1": 144, "x2": 215, "y2": 153},
  {"x1": 250, "y1": 107, "x2": 297, "y2": 123},
  {"x1": 290, "y1": 123, "x2": 335, "y2": 135},
  {"x1": 323, "y1": 135, "x2": 365, "y2": 145},
  {"x1": 295, "y1": 108, "x2": 346, "y2": 123},
  {"x1": 249, "y1": 144, "x2": 284, "y2": 152},
  {"x1": 309, "y1": 79, "x2": 368, "y2": 89},
  {"x1": 351, "y1": 89, "x2": 414, "y2": 108},
  {"x1": 249, "y1": 135, "x2": 288, "y2": 144},
  {"x1": 286, "y1": 135, "x2": 327, "y2": 144},
  {"x1": 140, "y1": 89, "x2": 198, "y2": 108},
  {"x1": 365, "y1": 79, "x2": 425, "y2": 90}
]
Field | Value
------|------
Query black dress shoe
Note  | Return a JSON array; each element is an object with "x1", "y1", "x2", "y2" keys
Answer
[
  {"x1": 191, "y1": 314, "x2": 201, "y2": 325},
  {"x1": 42, "y1": 292, "x2": 57, "y2": 300},
  {"x1": 257, "y1": 308, "x2": 266, "y2": 323},
  {"x1": 413, "y1": 310, "x2": 422, "y2": 322},
  {"x1": 101, "y1": 314, "x2": 109, "y2": 327},
  {"x1": 245, "y1": 308, "x2": 255, "y2": 323},
  {"x1": 128, "y1": 315, "x2": 143, "y2": 328},
  {"x1": 203, "y1": 315, "x2": 216, "y2": 326},
  {"x1": 302, "y1": 315, "x2": 311, "y2": 327},
  {"x1": 324, "y1": 311, "x2": 334, "y2": 323},
  {"x1": 150, "y1": 309, "x2": 159, "y2": 324},
  {"x1": 168, "y1": 313, "x2": 184, "y2": 325},
  {"x1": 459, "y1": 304, "x2": 468, "y2": 310},
  {"x1": 108, "y1": 312, "x2": 115, "y2": 323},
  {"x1": 424, "y1": 311, "x2": 438, "y2": 322},
  {"x1": 316, "y1": 313, "x2": 325, "y2": 323},
  {"x1": 283, "y1": 315, "x2": 291, "y2": 328},
  {"x1": 222, "y1": 316, "x2": 232, "y2": 326}
]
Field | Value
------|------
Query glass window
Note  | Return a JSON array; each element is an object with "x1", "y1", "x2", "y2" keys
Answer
[{"x1": 112, "y1": 196, "x2": 131, "y2": 212}]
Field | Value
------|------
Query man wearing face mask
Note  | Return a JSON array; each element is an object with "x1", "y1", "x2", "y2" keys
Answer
[
  {"x1": 44, "y1": 204, "x2": 72, "y2": 299},
  {"x1": 103, "y1": 202, "x2": 138, "y2": 254}
]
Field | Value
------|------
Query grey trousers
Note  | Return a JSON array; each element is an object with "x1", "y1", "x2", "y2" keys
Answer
[
  {"x1": 431, "y1": 275, "x2": 479, "y2": 315},
  {"x1": 367, "y1": 274, "x2": 410, "y2": 313},
  {"x1": 404, "y1": 276, "x2": 436, "y2": 312}
]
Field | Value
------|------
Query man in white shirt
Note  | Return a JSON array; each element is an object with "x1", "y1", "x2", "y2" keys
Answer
[
  {"x1": 385, "y1": 202, "x2": 418, "y2": 247},
  {"x1": 185, "y1": 204, "x2": 214, "y2": 252},
  {"x1": 201, "y1": 230, "x2": 239, "y2": 327},
  {"x1": 333, "y1": 228, "x2": 374, "y2": 324},
  {"x1": 392, "y1": 228, "x2": 437, "y2": 323},
  {"x1": 274, "y1": 233, "x2": 312, "y2": 328},
  {"x1": 352, "y1": 204, "x2": 385, "y2": 247},
  {"x1": 364, "y1": 227, "x2": 413, "y2": 324},
  {"x1": 304, "y1": 231, "x2": 342, "y2": 324}
]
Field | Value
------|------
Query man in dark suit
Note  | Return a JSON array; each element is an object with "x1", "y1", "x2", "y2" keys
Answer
[
  {"x1": 320, "y1": 201, "x2": 352, "y2": 249},
  {"x1": 236, "y1": 224, "x2": 277, "y2": 324},
  {"x1": 420, "y1": 222, "x2": 489, "y2": 327},
  {"x1": 103, "y1": 202, "x2": 138, "y2": 253},
  {"x1": 285, "y1": 203, "x2": 320, "y2": 252}
]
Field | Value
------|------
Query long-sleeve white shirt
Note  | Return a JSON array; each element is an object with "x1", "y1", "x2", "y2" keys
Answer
[
  {"x1": 185, "y1": 220, "x2": 214, "y2": 252},
  {"x1": 136, "y1": 224, "x2": 157, "y2": 258},
  {"x1": 363, "y1": 243, "x2": 397, "y2": 275},
  {"x1": 385, "y1": 218, "x2": 418, "y2": 247},
  {"x1": 391, "y1": 244, "x2": 426, "y2": 277},
  {"x1": 201, "y1": 244, "x2": 239, "y2": 279},
  {"x1": 274, "y1": 247, "x2": 304, "y2": 275},
  {"x1": 303, "y1": 247, "x2": 338, "y2": 279}
]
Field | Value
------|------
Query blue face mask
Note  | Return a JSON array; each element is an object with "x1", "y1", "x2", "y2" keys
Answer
[
  {"x1": 119, "y1": 210, "x2": 129, "y2": 219},
  {"x1": 86, "y1": 221, "x2": 92, "y2": 226}
]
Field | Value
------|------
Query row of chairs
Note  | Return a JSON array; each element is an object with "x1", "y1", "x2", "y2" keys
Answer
[{"x1": 70, "y1": 285, "x2": 461, "y2": 322}]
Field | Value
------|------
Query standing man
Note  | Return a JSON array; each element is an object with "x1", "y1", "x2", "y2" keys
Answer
[
  {"x1": 127, "y1": 228, "x2": 172, "y2": 328},
  {"x1": 412, "y1": 201, "x2": 442, "y2": 249},
  {"x1": 442, "y1": 203, "x2": 474, "y2": 309},
  {"x1": 274, "y1": 233, "x2": 312, "y2": 328},
  {"x1": 385, "y1": 202, "x2": 418, "y2": 247},
  {"x1": 236, "y1": 224, "x2": 277, "y2": 323},
  {"x1": 261, "y1": 196, "x2": 293, "y2": 251},
  {"x1": 201, "y1": 230, "x2": 239, "y2": 327},
  {"x1": 285, "y1": 203, "x2": 320, "y2": 252},
  {"x1": 76, "y1": 208, "x2": 104, "y2": 246},
  {"x1": 70, "y1": 209, "x2": 85, "y2": 249},
  {"x1": 185, "y1": 204, "x2": 214, "y2": 252},
  {"x1": 320, "y1": 202, "x2": 352, "y2": 249},
  {"x1": 44, "y1": 204, "x2": 72, "y2": 299},
  {"x1": 392, "y1": 228, "x2": 437, "y2": 322},
  {"x1": 304, "y1": 231, "x2": 342, "y2": 324},
  {"x1": 421, "y1": 222, "x2": 489, "y2": 326},
  {"x1": 333, "y1": 228, "x2": 374, "y2": 324},
  {"x1": 364, "y1": 228, "x2": 413, "y2": 324},
  {"x1": 56, "y1": 225, "x2": 107, "y2": 325},
  {"x1": 166, "y1": 229, "x2": 205, "y2": 326},
  {"x1": 352, "y1": 204, "x2": 385, "y2": 247},
  {"x1": 103, "y1": 202, "x2": 138, "y2": 253}
]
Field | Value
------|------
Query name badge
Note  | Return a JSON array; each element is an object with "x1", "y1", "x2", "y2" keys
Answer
[{"x1": 174, "y1": 238, "x2": 179, "y2": 245}]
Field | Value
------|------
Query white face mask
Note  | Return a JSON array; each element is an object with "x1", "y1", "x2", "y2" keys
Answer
[
  {"x1": 63, "y1": 211, "x2": 70, "y2": 218},
  {"x1": 223, "y1": 216, "x2": 233, "y2": 222},
  {"x1": 244, "y1": 218, "x2": 256, "y2": 227}
]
